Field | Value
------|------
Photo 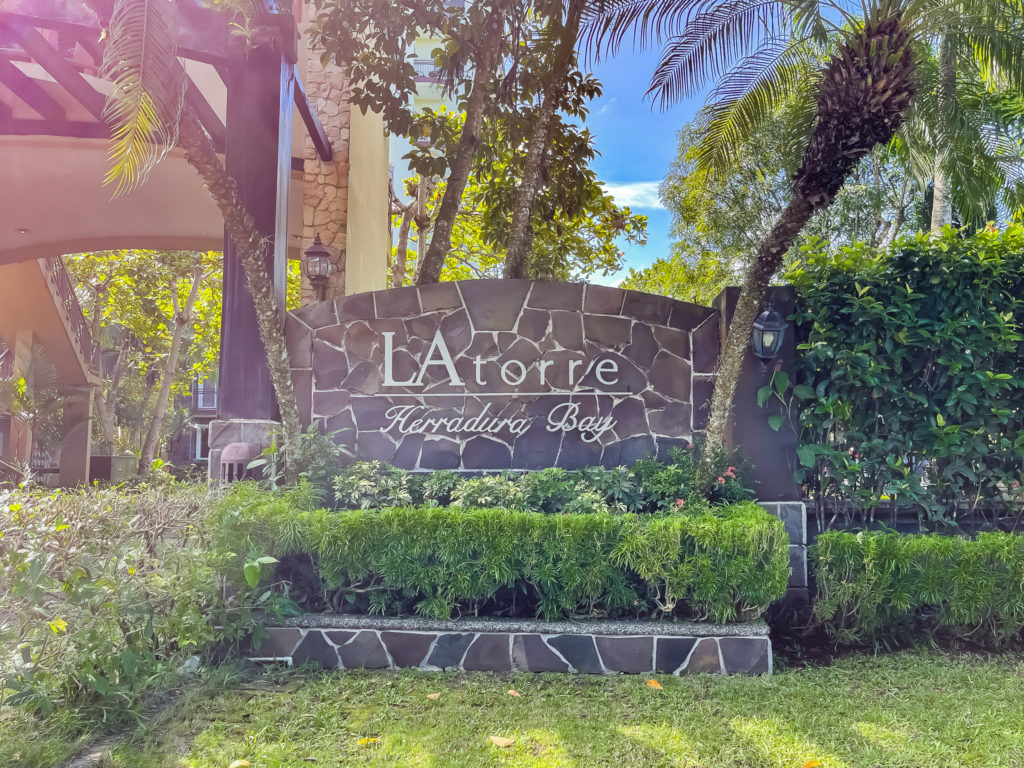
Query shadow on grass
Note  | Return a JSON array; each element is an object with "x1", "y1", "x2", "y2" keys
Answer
[{"x1": 108, "y1": 649, "x2": 1024, "y2": 768}]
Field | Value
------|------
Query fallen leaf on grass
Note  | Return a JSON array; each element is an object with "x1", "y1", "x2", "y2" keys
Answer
[
  {"x1": 802, "y1": 761, "x2": 822, "y2": 768},
  {"x1": 357, "y1": 737, "x2": 380, "y2": 745},
  {"x1": 228, "y1": 761, "x2": 251, "y2": 768},
  {"x1": 489, "y1": 736, "x2": 515, "y2": 748},
  {"x1": 426, "y1": 693, "x2": 441, "y2": 700},
  {"x1": 646, "y1": 679, "x2": 663, "y2": 689},
  {"x1": 507, "y1": 689, "x2": 520, "y2": 697}
]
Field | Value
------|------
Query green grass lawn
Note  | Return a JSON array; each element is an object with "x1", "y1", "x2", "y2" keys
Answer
[{"x1": 6, "y1": 650, "x2": 1024, "y2": 768}]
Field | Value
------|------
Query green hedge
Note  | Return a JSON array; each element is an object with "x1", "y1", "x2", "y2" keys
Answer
[
  {"x1": 813, "y1": 530, "x2": 1024, "y2": 647},
  {"x1": 214, "y1": 483, "x2": 789, "y2": 623}
]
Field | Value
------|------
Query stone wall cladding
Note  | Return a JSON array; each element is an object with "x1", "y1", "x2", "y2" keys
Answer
[
  {"x1": 301, "y1": 14, "x2": 351, "y2": 303},
  {"x1": 759, "y1": 501, "x2": 808, "y2": 588},
  {"x1": 286, "y1": 280, "x2": 719, "y2": 470},
  {"x1": 250, "y1": 621, "x2": 771, "y2": 676}
]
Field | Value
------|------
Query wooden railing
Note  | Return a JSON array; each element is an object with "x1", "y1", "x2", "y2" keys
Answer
[{"x1": 43, "y1": 256, "x2": 96, "y2": 369}]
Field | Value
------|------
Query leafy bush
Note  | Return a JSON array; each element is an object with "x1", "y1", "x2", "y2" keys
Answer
[
  {"x1": 813, "y1": 530, "x2": 1024, "y2": 648},
  {"x1": 212, "y1": 485, "x2": 788, "y2": 623},
  {"x1": 332, "y1": 460, "x2": 414, "y2": 509},
  {"x1": 788, "y1": 227, "x2": 1024, "y2": 527},
  {"x1": 329, "y1": 448, "x2": 752, "y2": 514},
  {"x1": 0, "y1": 484, "x2": 250, "y2": 718}
]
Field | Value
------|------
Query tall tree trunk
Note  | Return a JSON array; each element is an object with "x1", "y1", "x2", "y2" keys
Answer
[
  {"x1": 392, "y1": 199, "x2": 415, "y2": 288},
  {"x1": 95, "y1": 340, "x2": 127, "y2": 455},
  {"x1": 702, "y1": 11, "x2": 917, "y2": 466},
  {"x1": 416, "y1": 12, "x2": 506, "y2": 285},
  {"x1": 176, "y1": 105, "x2": 302, "y2": 483},
  {"x1": 930, "y1": 34, "x2": 956, "y2": 233},
  {"x1": 503, "y1": 0, "x2": 584, "y2": 279},
  {"x1": 87, "y1": 280, "x2": 117, "y2": 454},
  {"x1": 415, "y1": 175, "x2": 435, "y2": 275},
  {"x1": 138, "y1": 268, "x2": 203, "y2": 473}
]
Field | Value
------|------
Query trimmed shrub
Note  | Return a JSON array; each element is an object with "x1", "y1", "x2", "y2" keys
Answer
[
  {"x1": 813, "y1": 530, "x2": 1024, "y2": 648},
  {"x1": 789, "y1": 227, "x2": 1024, "y2": 526},
  {"x1": 212, "y1": 484, "x2": 789, "y2": 623}
]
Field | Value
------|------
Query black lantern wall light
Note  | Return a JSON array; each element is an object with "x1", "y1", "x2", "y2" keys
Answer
[
  {"x1": 751, "y1": 303, "x2": 787, "y2": 363},
  {"x1": 303, "y1": 233, "x2": 335, "y2": 303}
]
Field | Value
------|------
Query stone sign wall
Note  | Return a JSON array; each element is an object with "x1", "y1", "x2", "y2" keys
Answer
[{"x1": 285, "y1": 280, "x2": 723, "y2": 470}]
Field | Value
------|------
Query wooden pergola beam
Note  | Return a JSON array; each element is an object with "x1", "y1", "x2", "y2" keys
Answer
[
  {"x1": 0, "y1": 56, "x2": 65, "y2": 122},
  {"x1": 6, "y1": 23, "x2": 107, "y2": 121},
  {"x1": 294, "y1": 74, "x2": 333, "y2": 162}
]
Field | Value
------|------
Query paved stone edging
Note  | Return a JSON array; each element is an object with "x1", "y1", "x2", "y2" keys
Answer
[{"x1": 251, "y1": 617, "x2": 772, "y2": 676}]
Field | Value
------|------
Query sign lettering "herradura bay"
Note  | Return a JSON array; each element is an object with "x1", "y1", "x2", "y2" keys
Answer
[{"x1": 286, "y1": 280, "x2": 716, "y2": 470}]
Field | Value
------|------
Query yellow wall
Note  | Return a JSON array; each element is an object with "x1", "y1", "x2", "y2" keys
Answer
[{"x1": 346, "y1": 107, "x2": 392, "y2": 295}]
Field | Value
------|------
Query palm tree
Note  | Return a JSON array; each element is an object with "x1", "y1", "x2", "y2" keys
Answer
[
  {"x1": 98, "y1": 0, "x2": 302, "y2": 480},
  {"x1": 589, "y1": 0, "x2": 1024, "y2": 462}
]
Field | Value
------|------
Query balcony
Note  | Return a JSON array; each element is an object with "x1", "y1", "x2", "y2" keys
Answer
[
  {"x1": 194, "y1": 384, "x2": 218, "y2": 412},
  {"x1": 413, "y1": 58, "x2": 441, "y2": 82}
]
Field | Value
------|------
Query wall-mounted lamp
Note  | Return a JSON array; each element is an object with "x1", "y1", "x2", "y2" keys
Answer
[{"x1": 303, "y1": 234, "x2": 335, "y2": 303}]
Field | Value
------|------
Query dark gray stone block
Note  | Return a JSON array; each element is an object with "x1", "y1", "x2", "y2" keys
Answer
[
  {"x1": 440, "y1": 309, "x2": 473, "y2": 354},
  {"x1": 623, "y1": 322, "x2": 658, "y2": 368},
  {"x1": 669, "y1": 302, "x2": 715, "y2": 331},
  {"x1": 427, "y1": 633, "x2": 475, "y2": 669},
  {"x1": 339, "y1": 631, "x2": 390, "y2": 669},
  {"x1": 690, "y1": 314, "x2": 720, "y2": 373},
  {"x1": 516, "y1": 309, "x2": 550, "y2": 342},
  {"x1": 336, "y1": 292, "x2": 374, "y2": 323},
  {"x1": 655, "y1": 637, "x2": 695, "y2": 674},
  {"x1": 381, "y1": 631, "x2": 435, "y2": 668},
  {"x1": 326, "y1": 631, "x2": 355, "y2": 647},
  {"x1": 682, "y1": 638, "x2": 721, "y2": 674},
  {"x1": 548, "y1": 635, "x2": 603, "y2": 674},
  {"x1": 292, "y1": 631, "x2": 339, "y2": 669},
  {"x1": 300, "y1": 298, "x2": 339, "y2": 329},
  {"x1": 653, "y1": 325, "x2": 690, "y2": 359},
  {"x1": 420, "y1": 437, "x2": 462, "y2": 470},
  {"x1": 692, "y1": 378, "x2": 714, "y2": 431},
  {"x1": 595, "y1": 636, "x2": 653, "y2": 674},
  {"x1": 420, "y1": 282, "x2": 462, "y2": 311},
  {"x1": 341, "y1": 362, "x2": 381, "y2": 396},
  {"x1": 583, "y1": 315, "x2": 631, "y2": 346},
  {"x1": 256, "y1": 627, "x2": 302, "y2": 657},
  {"x1": 511, "y1": 420, "x2": 562, "y2": 470},
  {"x1": 648, "y1": 352, "x2": 691, "y2": 401},
  {"x1": 770, "y1": 502, "x2": 807, "y2": 545},
  {"x1": 460, "y1": 280, "x2": 531, "y2": 331},
  {"x1": 528, "y1": 281, "x2": 583, "y2": 311},
  {"x1": 550, "y1": 311, "x2": 584, "y2": 349},
  {"x1": 285, "y1": 315, "x2": 313, "y2": 368},
  {"x1": 392, "y1": 435, "x2": 425, "y2": 469},
  {"x1": 374, "y1": 287, "x2": 422, "y2": 319},
  {"x1": 622, "y1": 291, "x2": 673, "y2": 325},
  {"x1": 462, "y1": 436, "x2": 512, "y2": 470},
  {"x1": 720, "y1": 638, "x2": 771, "y2": 675},
  {"x1": 649, "y1": 404, "x2": 691, "y2": 438},
  {"x1": 512, "y1": 635, "x2": 569, "y2": 673},
  {"x1": 463, "y1": 634, "x2": 512, "y2": 672},
  {"x1": 312, "y1": 389, "x2": 350, "y2": 418},
  {"x1": 584, "y1": 284, "x2": 624, "y2": 315},
  {"x1": 789, "y1": 545, "x2": 808, "y2": 588},
  {"x1": 312, "y1": 339, "x2": 349, "y2": 390}
]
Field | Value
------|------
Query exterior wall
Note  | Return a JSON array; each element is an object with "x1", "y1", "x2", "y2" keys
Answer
[
  {"x1": 346, "y1": 107, "x2": 390, "y2": 296},
  {"x1": 286, "y1": 281, "x2": 715, "y2": 470},
  {"x1": 252, "y1": 617, "x2": 772, "y2": 675}
]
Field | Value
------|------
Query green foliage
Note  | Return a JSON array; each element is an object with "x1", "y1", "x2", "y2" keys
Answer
[
  {"x1": 789, "y1": 226, "x2": 1024, "y2": 526},
  {"x1": 332, "y1": 460, "x2": 414, "y2": 509},
  {"x1": 213, "y1": 487, "x2": 788, "y2": 623},
  {"x1": 0, "y1": 484, "x2": 249, "y2": 718},
  {"x1": 251, "y1": 425, "x2": 351, "y2": 497},
  {"x1": 330, "y1": 449, "x2": 752, "y2": 515},
  {"x1": 813, "y1": 530, "x2": 1024, "y2": 648}
]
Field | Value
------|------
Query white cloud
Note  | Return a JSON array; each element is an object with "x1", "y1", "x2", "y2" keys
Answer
[{"x1": 603, "y1": 181, "x2": 664, "y2": 210}]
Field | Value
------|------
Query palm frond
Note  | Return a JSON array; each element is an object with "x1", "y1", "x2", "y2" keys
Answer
[
  {"x1": 691, "y1": 39, "x2": 819, "y2": 173},
  {"x1": 645, "y1": 0, "x2": 793, "y2": 107},
  {"x1": 101, "y1": 0, "x2": 185, "y2": 197},
  {"x1": 581, "y1": 0, "x2": 716, "y2": 60}
]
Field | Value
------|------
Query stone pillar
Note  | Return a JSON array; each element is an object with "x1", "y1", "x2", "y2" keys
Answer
[
  {"x1": 300, "y1": 9, "x2": 351, "y2": 305},
  {"x1": 715, "y1": 285, "x2": 800, "y2": 501},
  {"x1": 59, "y1": 396, "x2": 92, "y2": 486}
]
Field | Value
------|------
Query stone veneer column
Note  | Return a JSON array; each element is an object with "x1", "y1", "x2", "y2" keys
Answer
[{"x1": 300, "y1": 8, "x2": 351, "y2": 305}]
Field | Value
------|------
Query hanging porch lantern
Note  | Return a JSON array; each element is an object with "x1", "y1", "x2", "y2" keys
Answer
[{"x1": 751, "y1": 303, "x2": 787, "y2": 361}]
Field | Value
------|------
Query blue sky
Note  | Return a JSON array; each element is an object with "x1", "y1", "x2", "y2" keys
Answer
[{"x1": 583, "y1": 47, "x2": 705, "y2": 285}]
